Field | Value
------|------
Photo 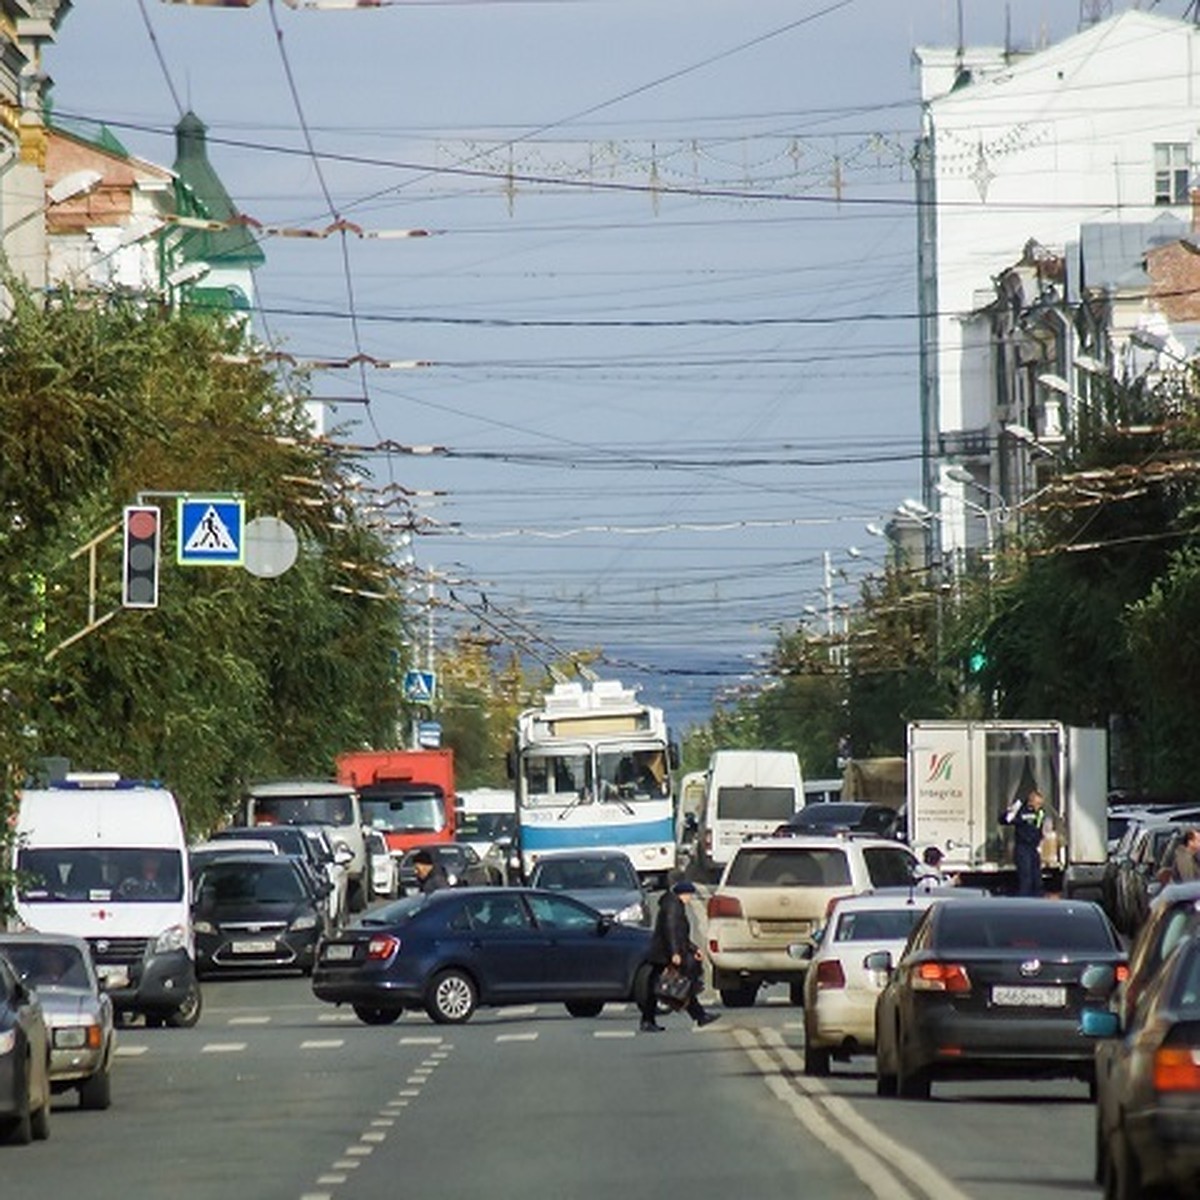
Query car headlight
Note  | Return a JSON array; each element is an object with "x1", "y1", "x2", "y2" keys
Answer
[
  {"x1": 614, "y1": 903, "x2": 644, "y2": 925},
  {"x1": 0, "y1": 1030, "x2": 15, "y2": 1055},
  {"x1": 155, "y1": 923, "x2": 188, "y2": 954},
  {"x1": 290, "y1": 914, "x2": 318, "y2": 932},
  {"x1": 193, "y1": 920, "x2": 216, "y2": 935},
  {"x1": 53, "y1": 1024, "x2": 102, "y2": 1050}
]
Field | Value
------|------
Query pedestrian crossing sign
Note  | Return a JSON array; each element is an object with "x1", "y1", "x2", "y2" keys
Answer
[
  {"x1": 176, "y1": 497, "x2": 245, "y2": 566},
  {"x1": 403, "y1": 669, "x2": 437, "y2": 703}
]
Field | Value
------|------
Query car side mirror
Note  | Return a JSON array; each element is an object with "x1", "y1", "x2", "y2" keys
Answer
[
  {"x1": 786, "y1": 941, "x2": 813, "y2": 961},
  {"x1": 1080, "y1": 962, "x2": 1118, "y2": 998},
  {"x1": 334, "y1": 846, "x2": 354, "y2": 867},
  {"x1": 598, "y1": 915, "x2": 614, "y2": 936},
  {"x1": 863, "y1": 950, "x2": 893, "y2": 973},
  {"x1": 1080, "y1": 1007, "x2": 1120, "y2": 1039}
]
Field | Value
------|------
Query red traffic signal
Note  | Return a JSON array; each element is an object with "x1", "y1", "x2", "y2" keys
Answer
[{"x1": 122, "y1": 505, "x2": 161, "y2": 609}]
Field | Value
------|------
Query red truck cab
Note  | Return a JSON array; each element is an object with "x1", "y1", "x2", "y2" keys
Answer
[{"x1": 335, "y1": 749, "x2": 456, "y2": 859}]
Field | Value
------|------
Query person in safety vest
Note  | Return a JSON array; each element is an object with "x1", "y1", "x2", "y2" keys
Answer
[{"x1": 1002, "y1": 788, "x2": 1046, "y2": 897}]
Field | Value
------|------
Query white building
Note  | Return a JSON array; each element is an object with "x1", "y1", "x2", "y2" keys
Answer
[{"x1": 914, "y1": 10, "x2": 1200, "y2": 565}]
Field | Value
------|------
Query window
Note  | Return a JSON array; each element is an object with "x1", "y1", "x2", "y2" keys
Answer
[
  {"x1": 864, "y1": 847, "x2": 917, "y2": 888},
  {"x1": 726, "y1": 848, "x2": 851, "y2": 887},
  {"x1": 716, "y1": 786, "x2": 796, "y2": 821},
  {"x1": 526, "y1": 893, "x2": 599, "y2": 931},
  {"x1": 1155, "y1": 143, "x2": 1190, "y2": 205}
]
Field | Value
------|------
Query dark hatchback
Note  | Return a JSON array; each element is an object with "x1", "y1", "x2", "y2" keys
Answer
[
  {"x1": 776, "y1": 802, "x2": 901, "y2": 839},
  {"x1": 312, "y1": 887, "x2": 653, "y2": 1025},
  {"x1": 192, "y1": 854, "x2": 325, "y2": 976},
  {"x1": 873, "y1": 898, "x2": 1126, "y2": 1100},
  {"x1": 1084, "y1": 932, "x2": 1200, "y2": 1197}
]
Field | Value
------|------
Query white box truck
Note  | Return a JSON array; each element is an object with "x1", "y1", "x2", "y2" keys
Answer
[
  {"x1": 695, "y1": 749, "x2": 805, "y2": 878},
  {"x1": 12, "y1": 773, "x2": 201, "y2": 1026},
  {"x1": 906, "y1": 720, "x2": 1108, "y2": 897}
]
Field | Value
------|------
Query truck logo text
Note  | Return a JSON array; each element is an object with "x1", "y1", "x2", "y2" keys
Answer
[{"x1": 925, "y1": 752, "x2": 956, "y2": 783}]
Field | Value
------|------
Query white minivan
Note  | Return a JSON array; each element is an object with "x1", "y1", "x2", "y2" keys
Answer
[
  {"x1": 13, "y1": 773, "x2": 201, "y2": 1027},
  {"x1": 696, "y1": 749, "x2": 805, "y2": 878}
]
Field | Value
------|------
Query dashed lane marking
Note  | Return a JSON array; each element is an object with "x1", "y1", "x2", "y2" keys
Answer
[
  {"x1": 399, "y1": 1036, "x2": 443, "y2": 1045},
  {"x1": 318, "y1": 1013, "x2": 358, "y2": 1023},
  {"x1": 115, "y1": 1045, "x2": 148, "y2": 1058},
  {"x1": 201, "y1": 1042, "x2": 247, "y2": 1054},
  {"x1": 301, "y1": 1040, "x2": 346, "y2": 1050},
  {"x1": 228, "y1": 1016, "x2": 271, "y2": 1026},
  {"x1": 495, "y1": 1006, "x2": 538, "y2": 1019},
  {"x1": 495, "y1": 1031, "x2": 538, "y2": 1043},
  {"x1": 594, "y1": 1031, "x2": 636, "y2": 1039}
]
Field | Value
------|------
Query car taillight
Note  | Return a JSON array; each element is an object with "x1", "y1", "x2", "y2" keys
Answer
[
  {"x1": 366, "y1": 935, "x2": 400, "y2": 961},
  {"x1": 1154, "y1": 1047, "x2": 1200, "y2": 1092},
  {"x1": 911, "y1": 961, "x2": 971, "y2": 993},
  {"x1": 707, "y1": 894, "x2": 743, "y2": 920},
  {"x1": 815, "y1": 959, "x2": 846, "y2": 990}
]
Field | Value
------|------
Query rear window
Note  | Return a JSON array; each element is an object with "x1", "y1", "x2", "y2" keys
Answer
[
  {"x1": 864, "y1": 847, "x2": 917, "y2": 888},
  {"x1": 251, "y1": 794, "x2": 354, "y2": 827},
  {"x1": 935, "y1": 905, "x2": 1114, "y2": 952},
  {"x1": 835, "y1": 909, "x2": 926, "y2": 942},
  {"x1": 726, "y1": 848, "x2": 851, "y2": 887},
  {"x1": 716, "y1": 786, "x2": 796, "y2": 821}
]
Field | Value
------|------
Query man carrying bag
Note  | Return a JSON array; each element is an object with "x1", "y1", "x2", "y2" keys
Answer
[{"x1": 638, "y1": 880, "x2": 720, "y2": 1032}]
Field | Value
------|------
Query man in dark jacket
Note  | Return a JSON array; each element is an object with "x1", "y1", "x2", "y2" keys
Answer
[
  {"x1": 411, "y1": 849, "x2": 450, "y2": 895},
  {"x1": 638, "y1": 880, "x2": 720, "y2": 1032}
]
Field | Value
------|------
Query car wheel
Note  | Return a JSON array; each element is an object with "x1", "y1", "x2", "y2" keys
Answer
[
  {"x1": 719, "y1": 983, "x2": 759, "y2": 1009},
  {"x1": 78, "y1": 1064, "x2": 112, "y2": 1111},
  {"x1": 803, "y1": 1039, "x2": 831, "y2": 1077},
  {"x1": 353, "y1": 1005, "x2": 403, "y2": 1026},
  {"x1": 165, "y1": 983, "x2": 203, "y2": 1029},
  {"x1": 565, "y1": 1000, "x2": 605, "y2": 1018},
  {"x1": 425, "y1": 969, "x2": 477, "y2": 1024},
  {"x1": 788, "y1": 979, "x2": 805, "y2": 1007},
  {"x1": 897, "y1": 1055, "x2": 931, "y2": 1100}
]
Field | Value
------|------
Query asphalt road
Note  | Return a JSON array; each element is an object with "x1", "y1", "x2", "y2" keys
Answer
[{"x1": 0, "y1": 973, "x2": 1101, "y2": 1200}]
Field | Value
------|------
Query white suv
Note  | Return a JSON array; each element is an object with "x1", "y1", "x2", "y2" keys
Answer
[{"x1": 704, "y1": 833, "x2": 917, "y2": 1007}]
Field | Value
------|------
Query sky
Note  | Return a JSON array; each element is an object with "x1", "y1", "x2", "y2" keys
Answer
[{"x1": 41, "y1": 0, "x2": 1133, "y2": 730}]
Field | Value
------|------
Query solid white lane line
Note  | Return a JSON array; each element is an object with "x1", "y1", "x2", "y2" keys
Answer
[
  {"x1": 201, "y1": 1042, "x2": 246, "y2": 1054},
  {"x1": 495, "y1": 1031, "x2": 538, "y2": 1043},
  {"x1": 759, "y1": 1029, "x2": 972, "y2": 1200},
  {"x1": 734, "y1": 1029, "x2": 913, "y2": 1200}
]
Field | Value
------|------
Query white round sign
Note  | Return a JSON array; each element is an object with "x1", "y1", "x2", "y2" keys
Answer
[{"x1": 242, "y1": 516, "x2": 299, "y2": 579}]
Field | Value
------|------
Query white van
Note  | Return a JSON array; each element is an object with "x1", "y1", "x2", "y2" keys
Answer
[
  {"x1": 13, "y1": 774, "x2": 201, "y2": 1027},
  {"x1": 244, "y1": 781, "x2": 367, "y2": 913},
  {"x1": 455, "y1": 788, "x2": 517, "y2": 883},
  {"x1": 696, "y1": 750, "x2": 805, "y2": 877}
]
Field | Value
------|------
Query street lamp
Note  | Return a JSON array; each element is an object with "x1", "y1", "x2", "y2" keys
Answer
[{"x1": 936, "y1": 483, "x2": 995, "y2": 582}]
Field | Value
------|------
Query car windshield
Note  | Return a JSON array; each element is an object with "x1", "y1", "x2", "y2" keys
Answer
[
  {"x1": 596, "y1": 749, "x2": 668, "y2": 801},
  {"x1": 196, "y1": 861, "x2": 306, "y2": 905},
  {"x1": 726, "y1": 848, "x2": 851, "y2": 887},
  {"x1": 458, "y1": 813, "x2": 515, "y2": 841},
  {"x1": 522, "y1": 753, "x2": 592, "y2": 807},
  {"x1": 360, "y1": 787, "x2": 447, "y2": 834},
  {"x1": 935, "y1": 905, "x2": 1114, "y2": 951},
  {"x1": 532, "y1": 857, "x2": 637, "y2": 891},
  {"x1": 251, "y1": 794, "x2": 353, "y2": 827},
  {"x1": 1, "y1": 941, "x2": 91, "y2": 989},
  {"x1": 834, "y1": 909, "x2": 926, "y2": 942},
  {"x1": 17, "y1": 847, "x2": 184, "y2": 903}
]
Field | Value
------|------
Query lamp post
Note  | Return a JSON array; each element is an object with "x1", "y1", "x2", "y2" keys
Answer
[{"x1": 936, "y1": 483, "x2": 995, "y2": 584}]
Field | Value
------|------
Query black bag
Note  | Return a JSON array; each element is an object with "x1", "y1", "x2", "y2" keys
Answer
[{"x1": 654, "y1": 966, "x2": 692, "y2": 1006}]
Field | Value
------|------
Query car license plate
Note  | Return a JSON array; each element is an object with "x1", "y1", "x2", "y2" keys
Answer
[
  {"x1": 991, "y1": 985, "x2": 1066, "y2": 1007},
  {"x1": 325, "y1": 943, "x2": 355, "y2": 961},
  {"x1": 96, "y1": 964, "x2": 129, "y2": 989},
  {"x1": 232, "y1": 940, "x2": 276, "y2": 955}
]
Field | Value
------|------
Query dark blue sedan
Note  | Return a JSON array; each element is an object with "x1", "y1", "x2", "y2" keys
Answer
[{"x1": 311, "y1": 887, "x2": 653, "y2": 1024}]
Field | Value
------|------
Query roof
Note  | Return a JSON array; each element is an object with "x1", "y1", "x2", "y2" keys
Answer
[
  {"x1": 172, "y1": 111, "x2": 264, "y2": 269},
  {"x1": 246, "y1": 781, "x2": 355, "y2": 797}
]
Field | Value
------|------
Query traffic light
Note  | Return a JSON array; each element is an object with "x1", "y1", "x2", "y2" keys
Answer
[
  {"x1": 967, "y1": 641, "x2": 988, "y2": 675},
  {"x1": 122, "y1": 505, "x2": 161, "y2": 609}
]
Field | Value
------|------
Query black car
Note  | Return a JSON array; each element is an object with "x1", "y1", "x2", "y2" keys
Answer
[
  {"x1": 312, "y1": 886, "x2": 653, "y2": 1025},
  {"x1": 0, "y1": 950, "x2": 51, "y2": 1144},
  {"x1": 1084, "y1": 932, "x2": 1200, "y2": 1197},
  {"x1": 872, "y1": 897, "x2": 1125, "y2": 1100},
  {"x1": 192, "y1": 854, "x2": 326, "y2": 976},
  {"x1": 775, "y1": 802, "x2": 901, "y2": 839}
]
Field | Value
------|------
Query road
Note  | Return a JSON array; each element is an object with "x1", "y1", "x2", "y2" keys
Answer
[{"x1": 1, "y1": 975, "x2": 1100, "y2": 1200}]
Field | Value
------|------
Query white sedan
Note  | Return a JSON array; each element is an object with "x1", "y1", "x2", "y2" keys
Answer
[{"x1": 800, "y1": 885, "x2": 981, "y2": 1076}]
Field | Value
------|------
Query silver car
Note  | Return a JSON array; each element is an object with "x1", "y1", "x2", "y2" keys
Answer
[
  {"x1": 527, "y1": 850, "x2": 650, "y2": 926},
  {"x1": 0, "y1": 934, "x2": 115, "y2": 1110}
]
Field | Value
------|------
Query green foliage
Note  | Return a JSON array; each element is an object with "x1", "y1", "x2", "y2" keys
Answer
[{"x1": 0, "y1": 289, "x2": 405, "y2": 857}]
